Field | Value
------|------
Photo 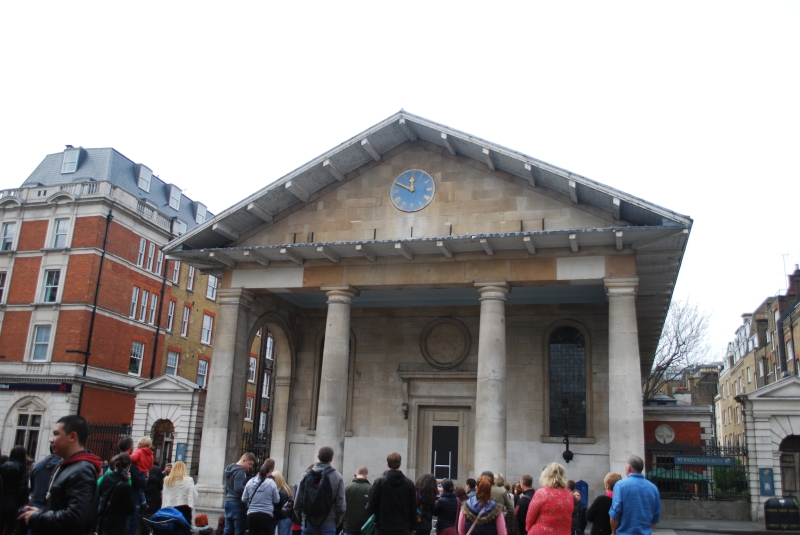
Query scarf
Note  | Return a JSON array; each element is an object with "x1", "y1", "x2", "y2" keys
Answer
[{"x1": 60, "y1": 451, "x2": 104, "y2": 477}]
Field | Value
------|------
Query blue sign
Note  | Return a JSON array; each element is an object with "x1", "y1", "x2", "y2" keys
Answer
[
  {"x1": 760, "y1": 468, "x2": 775, "y2": 496},
  {"x1": 175, "y1": 443, "x2": 187, "y2": 462},
  {"x1": 674, "y1": 455, "x2": 735, "y2": 466}
]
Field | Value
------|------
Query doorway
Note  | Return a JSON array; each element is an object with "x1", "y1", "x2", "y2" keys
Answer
[
  {"x1": 151, "y1": 419, "x2": 175, "y2": 467},
  {"x1": 780, "y1": 435, "x2": 800, "y2": 497},
  {"x1": 416, "y1": 407, "x2": 473, "y2": 486}
]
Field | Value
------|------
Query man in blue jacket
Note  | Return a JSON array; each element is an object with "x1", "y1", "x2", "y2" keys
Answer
[
  {"x1": 609, "y1": 456, "x2": 661, "y2": 535},
  {"x1": 29, "y1": 445, "x2": 62, "y2": 509}
]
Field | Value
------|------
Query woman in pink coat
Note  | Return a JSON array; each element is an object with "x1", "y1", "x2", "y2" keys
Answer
[{"x1": 525, "y1": 462, "x2": 574, "y2": 535}]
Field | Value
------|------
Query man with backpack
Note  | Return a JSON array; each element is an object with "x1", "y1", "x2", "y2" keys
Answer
[{"x1": 293, "y1": 446, "x2": 346, "y2": 535}]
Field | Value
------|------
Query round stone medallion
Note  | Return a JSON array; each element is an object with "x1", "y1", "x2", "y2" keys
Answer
[
  {"x1": 654, "y1": 424, "x2": 676, "y2": 444},
  {"x1": 420, "y1": 318, "x2": 471, "y2": 370}
]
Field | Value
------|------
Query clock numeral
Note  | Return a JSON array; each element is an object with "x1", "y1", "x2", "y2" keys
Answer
[
  {"x1": 424, "y1": 179, "x2": 431, "y2": 184},
  {"x1": 392, "y1": 188, "x2": 399, "y2": 194},
  {"x1": 423, "y1": 195, "x2": 430, "y2": 201},
  {"x1": 426, "y1": 187, "x2": 433, "y2": 192},
  {"x1": 394, "y1": 197, "x2": 402, "y2": 203},
  {"x1": 408, "y1": 203, "x2": 415, "y2": 210}
]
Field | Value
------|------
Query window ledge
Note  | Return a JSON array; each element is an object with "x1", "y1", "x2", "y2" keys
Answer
[
  {"x1": 40, "y1": 247, "x2": 70, "y2": 253},
  {"x1": 31, "y1": 302, "x2": 59, "y2": 308},
  {"x1": 128, "y1": 372, "x2": 142, "y2": 377},
  {"x1": 0, "y1": 250, "x2": 16, "y2": 255},
  {"x1": 541, "y1": 436, "x2": 596, "y2": 444},
  {"x1": 201, "y1": 342, "x2": 212, "y2": 347}
]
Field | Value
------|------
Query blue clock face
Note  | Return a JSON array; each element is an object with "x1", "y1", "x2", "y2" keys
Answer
[{"x1": 389, "y1": 169, "x2": 435, "y2": 212}]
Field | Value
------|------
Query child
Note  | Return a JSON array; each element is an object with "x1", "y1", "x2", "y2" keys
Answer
[
  {"x1": 130, "y1": 436, "x2": 154, "y2": 510},
  {"x1": 195, "y1": 513, "x2": 214, "y2": 535}
]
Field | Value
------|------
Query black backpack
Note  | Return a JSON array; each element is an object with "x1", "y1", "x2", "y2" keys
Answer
[{"x1": 300, "y1": 466, "x2": 335, "y2": 526}]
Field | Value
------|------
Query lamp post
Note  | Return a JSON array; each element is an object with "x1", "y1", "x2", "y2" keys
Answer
[{"x1": 562, "y1": 398, "x2": 573, "y2": 463}]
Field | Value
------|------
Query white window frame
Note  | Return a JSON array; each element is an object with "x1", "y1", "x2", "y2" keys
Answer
[
  {"x1": 259, "y1": 411, "x2": 266, "y2": 433},
  {"x1": 169, "y1": 185, "x2": 181, "y2": 211},
  {"x1": 248, "y1": 357, "x2": 256, "y2": 383},
  {"x1": 187, "y1": 266, "x2": 195, "y2": 291},
  {"x1": 172, "y1": 261, "x2": 181, "y2": 284},
  {"x1": 266, "y1": 336, "x2": 274, "y2": 360},
  {"x1": 181, "y1": 306, "x2": 190, "y2": 337},
  {"x1": 129, "y1": 287, "x2": 140, "y2": 318},
  {"x1": 146, "y1": 243, "x2": 155, "y2": 271},
  {"x1": 42, "y1": 269, "x2": 61, "y2": 303},
  {"x1": 747, "y1": 367, "x2": 752, "y2": 383},
  {"x1": 195, "y1": 203, "x2": 207, "y2": 224},
  {"x1": 155, "y1": 250, "x2": 163, "y2": 275},
  {"x1": 759, "y1": 360, "x2": 765, "y2": 377},
  {"x1": 201, "y1": 314, "x2": 213, "y2": 345},
  {"x1": 788, "y1": 340, "x2": 795, "y2": 362},
  {"x1": 262, "y1": 372, "x2": 270, "y2": 398},
  {"x1": 1, "y1": 222, "x2": 16, "y2": 251},
  {"x1": 30, "y1": 324, "x2": 52, "y2": 362},
  {"x1": 139, "y1": 290, "x2": 149, "y2": 322},
  {"x1": 52, "y1": 218, "x2": 70, "y2": 248},
  {"x1": 244, "y1": 397, "x2": 253, "y2": 421},
  {"x1": 148, "y1": 294, "x2": 158, "y2": 325},
  {"x1": 13, "y1": 411, "x2": 43, "y2": 458},
  {"x1": 166, "y1": 300, "x2": 176, "y2": 332},
  {"x1": 137, "y1": 165, "x2": 152, "y2": 192},
  {"x1": 137, "y1": 238, "x2": 146, "y2": 267},
  {"x1": 129, "y1": 340, "x2": 145, "y2": 376},
  {"x1": 0, "y1": 271, "x2": 7, "y2": 304},
  {"x1": 61, "y1": 149, "x2": 80, "y2": 173},
  {"x1": 206, "y1": 275, "x2": 217, "y2": 300},
  {"x1": 197, "y1": 359, "x2": 208, "y2": 388},
  {"x1": 166, "y1": 351, "x2": 179, "y2": 375}
]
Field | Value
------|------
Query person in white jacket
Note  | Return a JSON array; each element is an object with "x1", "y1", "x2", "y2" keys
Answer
[
  {"x1": 161, "y1": 461, "x2": 198, "y2": 524},
  {"x1": 241, "y1": 459, "x2": 280, "y2": 535}
]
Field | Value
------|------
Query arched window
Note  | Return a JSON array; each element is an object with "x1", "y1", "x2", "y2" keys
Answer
[{"x1": 549, "y1": 326, "x2": 587, "y2": 436}]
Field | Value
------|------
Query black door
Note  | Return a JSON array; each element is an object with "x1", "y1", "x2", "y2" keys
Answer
[{"x1": 431, "y1": 425, "x2": 459, "y2": 480}]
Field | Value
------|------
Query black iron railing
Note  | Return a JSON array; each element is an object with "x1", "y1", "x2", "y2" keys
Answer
[
  {"x1": 645, "y1": 443, "x2": 750, "y2": 502},
  {"x1": 241, "y1": 430, "x2": 272, "y2": 477},
  {"x1": 87, "y1": 423, "x2": 132, "y2": 464}
]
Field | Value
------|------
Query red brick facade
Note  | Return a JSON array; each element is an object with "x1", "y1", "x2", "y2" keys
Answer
[{"x1": 80, "y1": 386, "x2": 136, "y2": 424}]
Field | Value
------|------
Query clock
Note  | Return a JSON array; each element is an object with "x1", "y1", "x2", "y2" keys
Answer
[{"x1": 389, "y1": 169, "x2": 435, "y2": 212}]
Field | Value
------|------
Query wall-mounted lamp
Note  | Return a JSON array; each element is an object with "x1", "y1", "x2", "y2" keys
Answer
[
  {"x1": 401, "y1": 403, "x2": 409, "y2": 419},
  {"x1": 562, "y1": 398, "x2": 573, "y2": 463}
]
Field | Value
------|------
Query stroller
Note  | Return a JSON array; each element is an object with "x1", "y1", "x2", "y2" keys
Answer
[{"x1": 142, "y1": 507, "x2": 194, "y2": 534}]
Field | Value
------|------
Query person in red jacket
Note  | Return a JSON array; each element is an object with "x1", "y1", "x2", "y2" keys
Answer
[{"x1": 525, "y1": 463, "x2": 573, "y2": 535}]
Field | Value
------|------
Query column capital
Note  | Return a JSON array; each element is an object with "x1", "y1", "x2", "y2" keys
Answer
[
  {"x1": 321, "y1": 285, "x2": 360, "y2": 304},
  {"x1": 217, "y1": 287, "x2": 255, "y2": 308},
  {"x1": 474, "y1": 281, "x2": 510, "y2": 301},
  {"x1": 604, "y1": 277, "x2": 639, "y2": 297}
]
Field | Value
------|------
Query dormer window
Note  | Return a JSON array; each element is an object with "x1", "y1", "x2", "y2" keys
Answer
[
  {"x1": 195, "y1": 202, "x2": 207, "y2": 224},
  {"x1": 61, "y1": 148, "x2": 81, "y2": 174},
  {"x1": 169, "y1": 185, "x2": 181, "y2": 211},
  {"x1": 137, "y1": 165, "x2": 152, "y2": 192},
  {"x1": 173, "y1": 219, "x2": 187, "y2": 236}
]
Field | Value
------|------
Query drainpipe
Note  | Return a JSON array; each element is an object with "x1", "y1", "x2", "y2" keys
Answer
[
  {"x1": 76, "y1": 210, "x2": 113, "y2": 416},
  {"x1": 148, "y1": 257, "x2": 169, "y2": 378}
]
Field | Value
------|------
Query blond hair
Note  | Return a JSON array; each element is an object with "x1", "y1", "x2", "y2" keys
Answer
[
  {"x1": 272, "y1": 470, "x2": 292, "y2": 497},
  {"x1": 137, "y1": 436, "x2": 152, "y2": 449},
  {"x1": 164, "y1": 460, "x2": 187, "y2": 487},
  {"x1": 604, "y1": 472, "x2": 623, "y2": 491},
  {"x1": 539, "y1": 462, "x2": 568, "y2": 489}
]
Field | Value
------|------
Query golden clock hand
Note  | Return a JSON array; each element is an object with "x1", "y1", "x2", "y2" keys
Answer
[
  {"x1": 394, "y1": 180, "x2": 413, "y2": 192},
  {"x1": 409, "y1": 176, "x2": 415, "y2": 192}
]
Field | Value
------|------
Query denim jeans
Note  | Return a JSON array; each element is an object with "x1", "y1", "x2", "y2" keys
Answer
[
  {"x1": 224, "y1": 500, "x2": 248, "y2": 535},
  {"x1": 302, "y1": 525, "x2": 337, "y2": 535},
  {"x1": 126, "y1": 503, "x2": 140, "y2": 535},
  {"x1": 344, "y1": 531, "x2": 361, "y2": 535},
  {"x1": 277, "y1": 517, "x2": 293, "y2": 535}
]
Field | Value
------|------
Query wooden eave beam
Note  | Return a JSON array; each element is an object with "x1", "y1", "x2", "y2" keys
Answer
[
  {"x1": 523, "y1": 236, "x2": 536, "y2": 254},
  {"x1": 395, "y1": 242, "x2": 413, "y2": 260},
  {"x1": 615, "y1": 231, "x2": 624, "y2": 251},
  {"x1": 212, "y1": 222, "x2": 239, "y2": 241},
  {"x1": 523, "y1": 164, "x2": 537, "y2": 187},
  {"x1": 569, "y1": 234, "x2": 579, "y2": 253},
  {"x1": 436, "y1": 240, "x2": 454, "y2": 258},
  {"x1": 361, "y1": 138, "x2": 381, "y2": 162},
  {"x1": 479, "y1": 238, "x2": 494, "y2": 256},
  {"x1": 482, "y1": 148, "x2": 496, "y2": 172},
  {"x1": 399, "y1": 118, "x2": 417, "y2": 142},
  {"x1": 243, "y1": 250, "x2": 270, "y2": 266},
  {"x1": 317, "y1": 245, "x2": 340, "y2": 263},
  {"x1": 569, "y1": 180, "x2": 578, "y2": 204},
  {"x1": 247, "y1": 203, "x2": 274, "y2": 223},
  {"x1": 355, "y1": 244, "x2": 376, "y2": 262},
  {"x1": 612, "y1": 197, "x2": 621, "y2": 220},
  {"x1": 280, "y1": 247, "x2": 304, "y2": 265},
  {"x1": 440, "y1": 133, "x2": 457, "y2": 156},
  {"x1": 208, "y1": 251, "x2": 235, "y2": 267},
  {"x1": 323, "y1": 159, "x2": 346, "y2": 182},
  {"x1": 285, "y1": 181, "x2": 309, "y2": 202}
]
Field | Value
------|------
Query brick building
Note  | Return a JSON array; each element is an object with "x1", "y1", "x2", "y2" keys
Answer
[{"x1": 0, "y1": 146, "x2": 218, "y2": 469}]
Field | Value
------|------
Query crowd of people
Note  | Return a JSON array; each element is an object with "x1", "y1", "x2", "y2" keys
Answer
[{"x1": 0, "y1": 414, "x2": 661, "y2": 535}]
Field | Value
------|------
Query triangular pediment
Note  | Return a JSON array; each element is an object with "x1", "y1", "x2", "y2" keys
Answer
[
  {"x1": 748, "y1": 376, "x2": 800, "y2": 400},
  {"x1": 134, "y1": 374, "x2": 201, "y2": 393}
]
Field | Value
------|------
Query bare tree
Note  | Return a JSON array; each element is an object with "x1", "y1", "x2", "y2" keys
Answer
[{"x1": 642, "y1": 298, "x2": 711, "y2": 401}]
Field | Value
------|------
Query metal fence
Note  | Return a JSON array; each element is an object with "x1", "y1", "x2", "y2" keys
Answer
[
  {"x1": 241, "y1": 430, "x2": 272, "y2": 477},
  {"x1": 87, "y1": 423, "x2": 132, "y2": 464},
  {"x1": 645, "y1": 443, "x2": 750, "y2": 502}
]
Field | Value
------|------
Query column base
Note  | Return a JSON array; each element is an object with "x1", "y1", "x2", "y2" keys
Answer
[{"x1": 196, "y1": 483, "x2": 225, "y2": 519}]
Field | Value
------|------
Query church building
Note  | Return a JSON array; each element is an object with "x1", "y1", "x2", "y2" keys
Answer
[{"x1": 162, "y1": 111, "x2": 692, "y2": 510}]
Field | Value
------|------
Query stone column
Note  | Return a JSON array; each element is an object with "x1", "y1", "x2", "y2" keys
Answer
[
  {"x1": 474, "y1": 281, "x2": 510, "y2": 476},
  {"x1": 196, "y1": 288, "x2": 254, "y2": 512},
  {"x1": 604, "y1": 278, "x2": 645, "y2": 475},
  {"x1": 314, "y1": 286, "x2": 359, "y2": 464}
]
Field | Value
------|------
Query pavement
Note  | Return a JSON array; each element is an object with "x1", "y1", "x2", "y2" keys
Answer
[{"x1": 654, "y1": 518, "x2": 800, "y2": 535}]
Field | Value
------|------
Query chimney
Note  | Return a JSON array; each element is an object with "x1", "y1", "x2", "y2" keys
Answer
[{"x1": 790, "y1": 264, "x2": 800, "y2": 298}]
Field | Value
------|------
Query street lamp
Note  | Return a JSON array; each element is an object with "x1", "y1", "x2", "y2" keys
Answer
[{"x1": 562, "y1": 398, "x2": 573, "y2": 463}]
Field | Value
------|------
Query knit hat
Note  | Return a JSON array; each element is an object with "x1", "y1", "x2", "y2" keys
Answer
[{"x1": 195, "y1": 513, "x2": 209, "y2": 527}]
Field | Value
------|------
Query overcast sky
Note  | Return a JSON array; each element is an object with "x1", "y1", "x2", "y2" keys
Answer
[{"x1": 1, "y1": 1, "x2": 798, "y2": 359}]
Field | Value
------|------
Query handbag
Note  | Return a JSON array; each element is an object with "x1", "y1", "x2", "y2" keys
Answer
[{"x1": 360, "y1": 514, "x2": 376, "y2": 535}]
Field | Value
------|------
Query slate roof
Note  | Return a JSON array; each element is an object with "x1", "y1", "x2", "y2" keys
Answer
[{"x1": 22, "y1": 147, "x2": 212, "y2": 231}]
